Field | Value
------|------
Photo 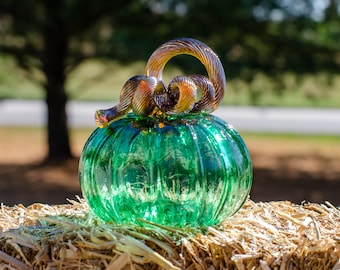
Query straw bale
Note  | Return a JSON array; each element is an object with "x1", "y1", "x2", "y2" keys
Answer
[{"x1": 1, "y1": 198, "x2": 340, "y2": 269}]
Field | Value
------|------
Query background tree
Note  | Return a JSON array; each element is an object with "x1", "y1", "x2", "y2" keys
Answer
[
  {"x1": 139, "y1": 0, "x2": 340, "y2": 102},
  {"x1": 0, "y1": 0, "x2": 147, "y2": 160},
  {"x1": 151, "y1": 0, "x2": 340, "y2": 76}
]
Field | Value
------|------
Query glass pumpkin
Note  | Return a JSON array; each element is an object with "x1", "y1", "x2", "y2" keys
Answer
[{"x1": 79, "y1": 113, "x2": 252, "y2": 227}]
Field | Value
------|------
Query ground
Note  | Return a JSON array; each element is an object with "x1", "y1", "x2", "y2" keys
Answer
[{"x1": 1, "y1": 127, "x2": 340, "y2": 207}]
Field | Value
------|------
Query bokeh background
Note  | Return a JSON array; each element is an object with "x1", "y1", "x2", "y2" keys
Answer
[{"x1": 0, "y1": 0, "x2": 339, "y2": 206}]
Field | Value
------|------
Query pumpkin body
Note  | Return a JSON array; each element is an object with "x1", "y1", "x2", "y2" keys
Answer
[{"x1": 79, "y1": 113, "x2": 252, "y2": 227}]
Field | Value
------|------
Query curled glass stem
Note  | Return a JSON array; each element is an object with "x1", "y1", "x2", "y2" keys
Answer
[{"x1": 95, "y1": 38, "x2": 226, "y2": 128}]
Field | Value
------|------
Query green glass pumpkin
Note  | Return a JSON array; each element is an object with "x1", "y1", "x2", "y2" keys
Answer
[
  {"x1": 79, "y1": 113, "x2": 252, "y2": 227},
  {"x1": 79, "y1": 38, "x2": 253, "y2": 227}
]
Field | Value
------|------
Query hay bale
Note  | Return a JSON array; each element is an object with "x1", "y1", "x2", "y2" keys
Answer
[{"x1": 1, "y1": 198, "x2": 340, "y2": 269}]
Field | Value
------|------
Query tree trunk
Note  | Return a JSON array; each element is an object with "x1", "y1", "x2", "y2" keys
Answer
[
  {"x1": 43, "y1": 46, "x2": 73, "y2": 160},
  {"x1": 42, "y1": 4, "x2": 72, "y2": 161},
  {"x1": 45, "y1": 82, "x2": 72, "y2": 160}
]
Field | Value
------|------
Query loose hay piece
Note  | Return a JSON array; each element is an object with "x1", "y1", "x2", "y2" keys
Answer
[{"x1": 1, "y1": 198, "x2": 340, "y2": 270}]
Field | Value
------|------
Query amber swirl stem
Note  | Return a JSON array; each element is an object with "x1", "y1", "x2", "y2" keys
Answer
[{"x1": 95, "y1": 38, "x2": 226, "y2": 128}]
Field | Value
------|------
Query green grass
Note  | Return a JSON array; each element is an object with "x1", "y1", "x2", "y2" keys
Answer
[
  {"x1": 0, "y1": 55, "x2": 44, "y2": 100},
  {"x1": 1, "y1": 54, "x2": 340, "y2": 108},
  {"x1": 225, "y1": 72, "x2": 340, "y2": 107}
]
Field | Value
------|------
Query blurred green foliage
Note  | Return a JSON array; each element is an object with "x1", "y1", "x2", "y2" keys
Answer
[
  {"x1": 1, "y1": 0, "x2": 339, "y2": 104},
  {"x1": 0, "y1": 0, "x2": 339, "y2": 81}
]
